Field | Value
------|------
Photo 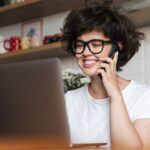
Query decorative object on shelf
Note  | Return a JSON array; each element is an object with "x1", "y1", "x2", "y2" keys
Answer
[
  {"x1": 62, "y1": 69, "x2": 90, "y2": 93},
  {"x1": 4, "y1": 36, "x2": 21, "y2": 51},
  {"x1": 43, "y1": 33, "x2": 62, "y2": 45},
  {"x1": 21, "y1": 36, "x2": 31, "y2": 50},
  {"x1": 21, "y1": 19, "x2": 43, "y2": 48},
  {"x1": 0, "y1": 36, "x2": 8, "y2": 54}
]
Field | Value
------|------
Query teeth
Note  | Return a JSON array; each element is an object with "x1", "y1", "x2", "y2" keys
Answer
[{"x1": 84, "y1": 60, "x2": 97, "y2": 65}]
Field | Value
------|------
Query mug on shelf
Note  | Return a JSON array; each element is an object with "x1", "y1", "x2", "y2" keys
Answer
[
  {"x1": 31, "y1": 34, "x2": 43, "y2": 47},
  {"x1": 4, "y1": 36, "x2": 21, "y2": 51},
  {"x1": 21, "y1": 36, "x2": 31, "y2": 50},
  {"x1": 0, "y1": 36, "x2": 7, "y2": 54}
]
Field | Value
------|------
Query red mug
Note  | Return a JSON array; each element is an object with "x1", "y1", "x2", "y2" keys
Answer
[{"x1": 4, "y1": 36, "x2": 21, "y2": 51}]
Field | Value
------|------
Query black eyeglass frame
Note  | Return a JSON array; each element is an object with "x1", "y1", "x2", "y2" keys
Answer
[{"x1": 72, "y1": 39, "x2": 112, "y2": 54}]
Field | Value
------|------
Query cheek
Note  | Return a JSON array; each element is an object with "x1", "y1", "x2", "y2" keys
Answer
[
  {"x1": 75, "y1": 54, "x2": 82, "y2": 58},
  {"x1": 99, "y1": 45, "x2": 112, "y2": 58},
  {"x1": 75, "y1": 54, "x2": 82, "y2": 62}
]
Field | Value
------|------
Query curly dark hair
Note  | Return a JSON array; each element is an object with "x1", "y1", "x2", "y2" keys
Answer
[{"x1": 61, "y1": 3, "x2": 144, "y2": 71}]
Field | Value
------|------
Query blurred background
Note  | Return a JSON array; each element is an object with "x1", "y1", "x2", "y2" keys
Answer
[{"x1": 0, "y1": 0, "x2": 150, "y2": 89}]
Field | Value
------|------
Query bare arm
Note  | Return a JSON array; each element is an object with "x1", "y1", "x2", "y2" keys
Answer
[
  {"x1": 134, "y1": 119, "x2": 150, "y2": 147},
  {"x1": 110, "y1": 92, "x2": 142, "y2": 147},
  {"x1": 98, "y1": 53, "x2": 143, "y2": 147}
]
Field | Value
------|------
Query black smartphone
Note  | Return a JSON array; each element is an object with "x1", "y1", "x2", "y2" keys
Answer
[
  {"x1": 108, "y1": 43, "x2": 120, "y2": 58},
  {"x1": 98, "y1": 43, "x2": 120, "y2": 79}
]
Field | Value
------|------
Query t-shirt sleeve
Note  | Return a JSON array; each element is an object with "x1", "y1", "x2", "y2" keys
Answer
[{"x1": 133, "y1": 89, "x2": 150, "y2": 121}]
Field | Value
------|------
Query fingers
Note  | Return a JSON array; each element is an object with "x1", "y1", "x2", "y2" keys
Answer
[
  {"x1": 100, "y1": 52, "x2": 118, "y2": 68},
  {"x1": 100, "y1": 57, "x2": 113, "y2": 64},
  {"x1": 98, "y1": 68, "x2": 106, "y2": 79},
  {"x1": 100, "y1": 63, "x2": 111, "y2": 74},
  {"x1": 100, "y1": 52, "x2": 118, "y2": 64}
]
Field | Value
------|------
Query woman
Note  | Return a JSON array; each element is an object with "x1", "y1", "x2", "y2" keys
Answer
[{"x1": 61, "y1": 3, "x2": 150, "y2": 148}]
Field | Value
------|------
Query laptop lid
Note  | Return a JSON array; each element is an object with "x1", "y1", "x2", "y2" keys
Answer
[{"x1": 0, "y1": 58, "x2": 71, "y2": 148}]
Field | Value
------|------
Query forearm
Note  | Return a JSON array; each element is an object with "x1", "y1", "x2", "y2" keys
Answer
[{"x1": 110, "y1": 93, "x2": 142, "y2": 147}]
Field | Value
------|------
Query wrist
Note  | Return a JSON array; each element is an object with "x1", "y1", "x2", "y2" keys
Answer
[{"x1": 109, "y1": 90, "x2": 123, "y2": 101}]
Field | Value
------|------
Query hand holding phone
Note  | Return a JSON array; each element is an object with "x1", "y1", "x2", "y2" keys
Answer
[{"x1": 98, "y1": 43, "x2": 120, "y2": 79}]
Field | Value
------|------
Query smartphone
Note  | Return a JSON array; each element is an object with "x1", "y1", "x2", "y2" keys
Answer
[
  {"x1": 108, "y1": 43, "x2": 120, "y2": 58},
  {"x1": 98, "y1": 43, "x2": 120, "y2": 79}
]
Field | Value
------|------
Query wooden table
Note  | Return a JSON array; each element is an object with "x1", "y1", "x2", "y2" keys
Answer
[
  {"x1": 0, "y1": 137, "x2": 109, "y2": 150},
  {"x1": 0, "y1": 138, "x2": 143, "y2": 150}
]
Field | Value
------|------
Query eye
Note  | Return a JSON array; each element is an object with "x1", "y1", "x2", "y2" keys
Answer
[
  {"x1": 91, "y1": 41, "x2": 102, "y2": 47},
  {"x1": 76, "y1": 42, "x2": 84, "y2": 48}
]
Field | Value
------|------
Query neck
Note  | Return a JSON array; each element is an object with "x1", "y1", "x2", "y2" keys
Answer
[
  {"x1": 116, "y1": 75, "x2": 130, "y2": 91},
  {"x1": 88, "y1": 76, "x2": 108, "y2": 99}
]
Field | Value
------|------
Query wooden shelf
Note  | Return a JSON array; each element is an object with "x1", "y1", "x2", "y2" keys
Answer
[
  {"x1": 0, "y1": 0, "x2": 85, "y2": 27},
  {"x1": 0, "y1": 42, "x2": 70, "y2": 64},
  {"x1": 0, "y1": 0, "x2": 84, "y2": 63}
]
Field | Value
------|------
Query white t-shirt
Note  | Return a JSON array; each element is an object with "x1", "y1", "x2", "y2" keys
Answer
[{"x1": 65, "y1": 80, "x2": 150, "y2": 145}]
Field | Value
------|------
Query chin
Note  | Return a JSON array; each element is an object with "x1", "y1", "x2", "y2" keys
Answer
[
  {"x1": 82, "y1": 70, "x2": 98, "y2": 77},
  {"x1": 78, "y1": 63, "x2": 99, "y2": 77}
]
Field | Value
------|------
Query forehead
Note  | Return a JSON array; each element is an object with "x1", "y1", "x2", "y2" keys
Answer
[{"x1": 77, "y1": 30, "x2": 109, "y2": 41}]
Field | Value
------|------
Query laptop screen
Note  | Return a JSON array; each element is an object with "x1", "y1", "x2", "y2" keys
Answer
[{"x1": 0, "y1": 58, "x2": 71, "y2": 148}]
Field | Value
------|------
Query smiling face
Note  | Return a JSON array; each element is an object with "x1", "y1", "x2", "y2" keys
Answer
[{"x1": 75, "y1": 31, "x2": 112, "y2": 77}]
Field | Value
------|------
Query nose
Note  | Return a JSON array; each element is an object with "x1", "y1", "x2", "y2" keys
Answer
[{"x1": 83, "y1": 45, "x2": 93, "y2": 55}]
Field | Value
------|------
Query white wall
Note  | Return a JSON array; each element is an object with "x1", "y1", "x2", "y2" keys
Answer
[
  {"x1": 142, "y1": 26, "x2": 150, "y2": 85},
  {"x1": 0, "y1": 11, "x2": 69, "y2": 38},
  {"x1": 0, "y1": 12, "x2": 150, "y2": 85},
  {"x1": 118, "y1": 26, "x2": 150, "y2": 85},
  {"x1": 43, "y1": 12, "x2": 69, "y2": 35},
  {"x1": 118, "y1": 32, "x2": 145, "y2": 83}
]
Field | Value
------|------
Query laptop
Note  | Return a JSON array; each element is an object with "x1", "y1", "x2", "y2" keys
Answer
[{"x1": 0, "y1": 58, "x2": 107, "y2": 149}]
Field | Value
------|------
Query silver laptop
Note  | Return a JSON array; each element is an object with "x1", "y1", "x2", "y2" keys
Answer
[{"x1": 0, "y1": 58, "x2": 106, "y2": 149}]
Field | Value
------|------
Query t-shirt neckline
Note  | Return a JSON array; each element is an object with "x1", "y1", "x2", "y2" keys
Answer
[
  {"x1": 85, "y1": 84, "x2": 109, "y2": 104},
  {"x1": 85, "y1": 80, "x2": 134, "y2": 104}
]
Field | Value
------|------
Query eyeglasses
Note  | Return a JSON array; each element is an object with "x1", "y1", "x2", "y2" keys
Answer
[{"x1": 72, "y1": 39, "x2": 112, "y2": 54}]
